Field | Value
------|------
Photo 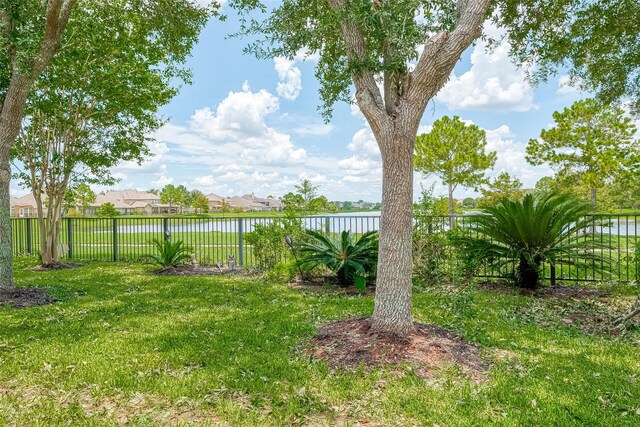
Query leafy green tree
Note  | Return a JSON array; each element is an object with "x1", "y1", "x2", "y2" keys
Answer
[
  {"x1": 501, "y1": 0, "x2": 640, "y2": 114},
  {"x1": 160, "y1": 184, "x2": 184, "y2": 214},
  {"x1": 190, "y1": 190, "x2": 210, "y2": 213},
  {"x1": 457, "y1": 193, "x2": 613, "y2": 289},
  {"x1": 414, "y1": 116, "x2": 496, "y2": 219},
  {"x1": 97, "y1": 202, "x2": 119, "y2": 217},
  {"x1": 462, "y1": 197, "x2": 476, "y2": 209},
  {"x1": 10, "y1": 0, "x2": 211, "y2": 265},
  {"x1": 283, "y1": 179, "x2": 336, "y2": 215},
  {"x1": 526, "y1": 99, "x2": 638, "y2": 209},
  {"x1": 232, "y1": 0, "x2": 616, "y2": 335},
  {"x1": 0, "y1": 0, "x2": 78, "y2": 287},
  {"x1": 477, "y1": 172, "x2": 525, "y2": 208},
  {"x1": 64, "y1": 184, "x2": 96, "y2": 214}
]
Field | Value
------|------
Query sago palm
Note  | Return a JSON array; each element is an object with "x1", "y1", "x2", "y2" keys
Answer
[
  {"x1": 456, "y1": 193, "x2": 613, "y2": 289},
  {"x1": 296, "y1": 230, "x2": 379, "y2": 290},
  {"x1": 146, "y1": 238, "x2": 193, "y2": 269}
]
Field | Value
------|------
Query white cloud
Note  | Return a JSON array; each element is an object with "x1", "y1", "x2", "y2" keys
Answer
[
  {"x1": 437, "y1": 24, "x2": 536, "y2": 112},
  {"x1": 274, "y1": 57, "x2": 302, "y2": 101},
  {"x1": 151, "y1": 164, "x2": 174, "y2": 187},
  {"x1": 293, "y1": 123, "x2": 334, "y2": 136},
  {"x1": 557, "y1": 74, "x2": 580, "y2": 95},
  {"x1": 189, "y1": 83, "x2": 307, "y2": 167}
]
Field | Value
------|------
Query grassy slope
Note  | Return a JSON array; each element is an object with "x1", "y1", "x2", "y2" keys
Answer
[{"x1": 0, "y1": 260, "x2": 638, "y2": 426}]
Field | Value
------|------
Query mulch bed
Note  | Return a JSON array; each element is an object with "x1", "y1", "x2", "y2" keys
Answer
[
  {"x1": 478, "y1": 282, "x2": 610, "y2": 300},
  {"x1": 306, "y1": 317, "x2": 488, "y2": 381},
  {"x1": 0, "y1": 287, "x2": 54, "y2": 309},
  {"x1": 153, "y1": 265, "x2": 243, "y2": 276},
  {"x1": 289, "y1": 275, "x2": 376, "y2": 296},
  {"x1": 31, "y1": 262, "x2": 82, "y2": 271}
]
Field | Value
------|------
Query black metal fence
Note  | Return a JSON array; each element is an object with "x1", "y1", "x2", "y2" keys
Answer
[{"x1": 10, "y1": 214, "x2": 639, "y2": 284}]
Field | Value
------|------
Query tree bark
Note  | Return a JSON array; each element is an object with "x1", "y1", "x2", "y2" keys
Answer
[
  {"x1": 0, "y1": 155, "x2": 14, "y2": 288},
  {"x1": 447, "y1": 182, "x2": 455, "y2": 228},
  {"x1": 0, "y1": 75, "x2": 32, "y2": 289},
  {"x1": 590, "y1": 187, "x2": 597, "y2": 209},
  {"x1": 370, "y1": 131, "x2": 416, "y2": 336}
]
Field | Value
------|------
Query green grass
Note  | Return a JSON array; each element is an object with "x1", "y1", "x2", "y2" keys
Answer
[{"x1": 1, "y1": 260, "x2": 639, "y2": 426}]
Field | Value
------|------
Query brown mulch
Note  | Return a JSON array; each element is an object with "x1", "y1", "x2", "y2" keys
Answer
[
  {"x1": 153, "y1": 265, "x2": 242, "y2": 276},
  {"x1": 31, "y1": 262, "x2": 82, "y2": 271},
  {"x1": 478, "y1": 282, "x2": 610, "y2": 300},
  {"x1": 306, "y1": 317, "x2": 488, "y2": 381},
  {"x1": 289, "y1": 275, "x2": 376, "y2": 296},
  {"x1": 0, "y1": 287, "x2": 54, "y2": 309}
]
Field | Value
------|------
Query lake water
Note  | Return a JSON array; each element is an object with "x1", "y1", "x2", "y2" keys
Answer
[{"x1": 116, "y1": 212, "x2": 639, "y2": 236}]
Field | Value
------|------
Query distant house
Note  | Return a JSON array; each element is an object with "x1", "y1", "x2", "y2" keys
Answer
[
  {"x1": 10, "y1": 193, "x2": 44, "y2": 218},
  {"x1": 85, "y1": 189, "x2": 175, "y2": 216},
  {"x1": 226, "y1": 196, "x2": 266, "y2": 212},
  {"x1": 241, "y1": 193, "x2": 284, "y2": 211},
  {"x1": 206, "y1": 193, "x2": 226, "y2": 212}
]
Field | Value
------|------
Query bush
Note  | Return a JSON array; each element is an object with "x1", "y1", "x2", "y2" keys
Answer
[
  {"x1": 245, "y1": 218, "x2": 303, "y2": 271},
  {"x1": 455, "y1": 193, "x2": 614, "y2": 289},
  {"x1": 296, "y1": 230, "x2": 378, "y2": 291},
  {"x1": 145, "y1": 238, "x2": 192, "y2": 269},
  {"x1": 635, "y1": 240, "x2": 640, "y2": 283},
  {"x1": 412, "y1": 227, "x2": 479, "y2": 288}
]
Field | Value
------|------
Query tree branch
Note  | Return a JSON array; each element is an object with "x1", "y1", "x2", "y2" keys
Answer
[
  {"x1": 326, "y1": 0, "x2": 389, "y2": 131},
  {"x1": 410, "y1": 0, "x2": 490, "y2": 104}
]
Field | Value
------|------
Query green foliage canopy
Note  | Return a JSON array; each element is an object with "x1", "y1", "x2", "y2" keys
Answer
[
  {"x1": 526, "y1": 99, "x2": 638, "y2": 208},
  {"x1": 415, "y1": 116, "x2": 496, "y2": 192}
]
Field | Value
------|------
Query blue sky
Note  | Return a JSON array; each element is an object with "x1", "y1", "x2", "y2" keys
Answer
[{"x1": 11, "y1": 5, "x2": 588, "y2": 202}]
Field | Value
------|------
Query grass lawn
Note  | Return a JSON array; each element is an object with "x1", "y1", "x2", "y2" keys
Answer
[{"x1": 1, "y1": 260, "x2": 639, "y2": 426}]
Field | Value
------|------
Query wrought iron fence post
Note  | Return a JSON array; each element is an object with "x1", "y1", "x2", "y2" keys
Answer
[
  {"x1": 238, "y1": 217, "x2": 244, "y2": 266},
  {"x1": 113, "y1": 218, "x2": 118, "y2": 262},
  {"x1": 26, "y1": 218, "x2": 32, "y2": 255},
  {"x1": 550, "y1": 264, "x2": 556, "y2": 286},
  {"x1": 67, "y1": 218, "x2": 73, "y2": 260}
]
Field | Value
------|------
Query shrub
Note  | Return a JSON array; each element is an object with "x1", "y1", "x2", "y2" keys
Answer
[
  {"x1": 245, "y1": 218, "x2": 303, "y2": 271},
  {"x1": 145, "y1": 238, "x2": 192, "y2": 269},
  {"x1": 412, "y1": 227, "x2": 479, "y2": 288},
  {"x1": 455, "y1": 193, "x2": 613, "y2": 289},
  {"x1": 97, "y1": 202, "x2": 119, "y2": 217},
  {"x1": 296, "y1": 230, "x2": 378, "y2": 291},
  {"x1": 635, "y1": 240, "x2": 640, "y2": 283}
]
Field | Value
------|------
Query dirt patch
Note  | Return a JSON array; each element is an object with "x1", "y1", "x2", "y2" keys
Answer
[
  {"x1": 153, "y1": 265, "x2": 243, "y2": 276},
  {"x1": 31, "y1": 262, "x2": 82, "y2": 271},
  {"x1": 307, "y1": 317, "x2": 487, "y2": 381},
  {"x1": 289, "y1": 275, "x2": 376, "y2": 296},
  {"x1": 0, "y1": 287, "x2": 54, "y2": 309},
  {"x1": 478, "y1": 282, "x2": 610, "y2": 300}
]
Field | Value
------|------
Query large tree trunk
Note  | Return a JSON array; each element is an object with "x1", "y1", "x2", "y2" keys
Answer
[
  {"x1": 0, "y1": 75, "x2": 33, "y2": 289},
  {"x1": 0, "y1": 155, "x2": 14, "y2": 288},
  {"x1": 370, "y1": 131, "x2": 416, "y2": 336},
  {"x1": 590, "y1": 187, "x2": 596, "y2": 209}
]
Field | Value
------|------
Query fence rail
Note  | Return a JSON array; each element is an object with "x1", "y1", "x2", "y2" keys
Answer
[{"x1": 10, "y1": 214, "x2": 639, "y2": 284}]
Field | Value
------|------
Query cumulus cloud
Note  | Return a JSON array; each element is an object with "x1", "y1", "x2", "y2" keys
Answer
[
  {"x1": 189, "y1": 82, "x2": 307, "y2": 167},
  {"x1": 437, "y1": 25, "x2": 536, "y2": 112},
  {"x1": 151, "y1": 164, "x2": 174, "y2": 187},
  {"x1": 274, "y1": 57, "x2": 303, "y2": 101},
  {"x1": 557, "y1": 74, "x2": 580, "y2": 95}
]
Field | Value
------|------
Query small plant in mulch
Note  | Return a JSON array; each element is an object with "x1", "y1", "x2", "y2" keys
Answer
[
  {"x1": 305, "y1": 317, "x2": 488, "y2": 381},
  {"x1": 145, "y1": 238, "x2": 193, "y2": 270},
  {"x1": 0, "y1": 287, "x2": 54, "y2": 309}
]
